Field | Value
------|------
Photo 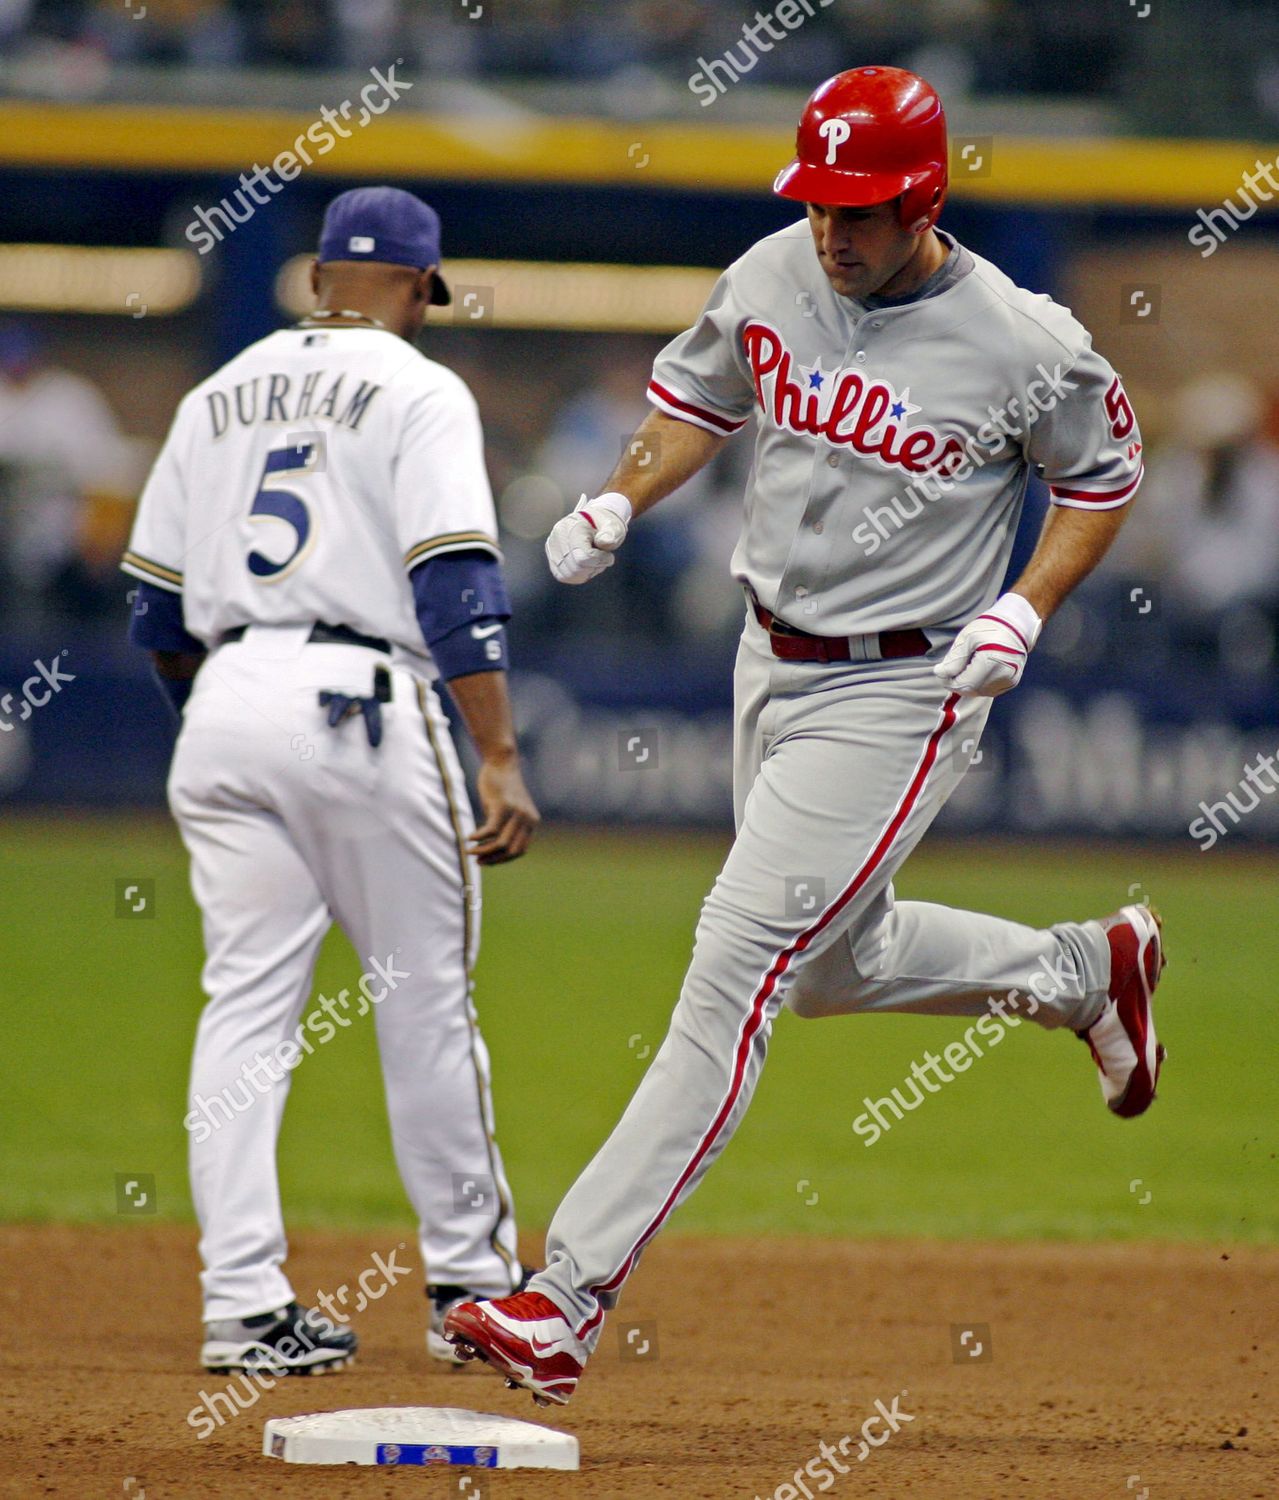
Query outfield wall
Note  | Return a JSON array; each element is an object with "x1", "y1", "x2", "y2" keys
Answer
[{"x1": 2, "y1": 627, "x2": 1274, "y2": 844}]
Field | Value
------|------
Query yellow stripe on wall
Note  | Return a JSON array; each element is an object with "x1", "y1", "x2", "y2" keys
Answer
[{"x1": 3, "y1": 101, "x2": 1275, "y2": 209}]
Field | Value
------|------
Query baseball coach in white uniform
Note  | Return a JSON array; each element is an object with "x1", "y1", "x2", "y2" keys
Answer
[{"x1": 124, "y1": 187, "x2": 538, "y2": 1375}]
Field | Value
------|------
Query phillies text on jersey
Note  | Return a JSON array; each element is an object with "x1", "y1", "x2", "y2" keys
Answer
[{"x1": 648, "y1": 223, "x2": 1143, "y2": 637}]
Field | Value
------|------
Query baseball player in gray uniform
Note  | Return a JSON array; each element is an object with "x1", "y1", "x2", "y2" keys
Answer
[
  {"x1": 445, "y1": 67, "x2": 1166, "y2": 1406},
  {"x1": 123, "y1": 187, "x2": 538, "y2": 1375}
]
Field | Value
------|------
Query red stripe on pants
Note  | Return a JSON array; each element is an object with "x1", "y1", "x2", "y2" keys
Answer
[{"x1": 579, "y1": 691, "x2": 961, "y2": 1336}]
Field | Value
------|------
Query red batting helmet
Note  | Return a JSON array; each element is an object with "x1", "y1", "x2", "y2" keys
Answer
[{"x1": 774, "y1": 66, "x2": 948, "y2": 233}]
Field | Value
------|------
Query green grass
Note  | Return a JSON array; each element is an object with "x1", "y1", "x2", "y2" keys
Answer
[{"x1": 2, "y1": 818, "x2": 1273, "y2": 1243}]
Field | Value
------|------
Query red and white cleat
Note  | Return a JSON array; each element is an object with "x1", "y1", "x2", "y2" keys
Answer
[
  {"x1": 443, "y1": 1291, "x2": 588, "y2": 1408},
  {"x1": 1080, "y1": 905, "x2": 1167, "y2": 1118}
]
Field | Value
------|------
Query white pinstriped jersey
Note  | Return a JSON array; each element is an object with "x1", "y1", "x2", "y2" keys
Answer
[
  {"x1": 649, "y1": 223, "x2": 1143, "y2": 637},
  {"x1": 123, "y1": 326, "x2": 499, "y2": 654}
]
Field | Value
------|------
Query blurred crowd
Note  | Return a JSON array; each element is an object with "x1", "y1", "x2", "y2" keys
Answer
[
  {"x1": 0, "y1": 322, "x2": 149, "y2": 629},
  {"x1": 2, "y1": 316, "x2": 1277, "y2": 680},
  {"x1": 6, "y1": 0, "x2": 1141, "y2": 100},
  {"x1": 2, "y1": 1, "x2": 1277, "y2": 136},
  {"x1": 461, "y1": 337, "x2": 753, "y2": 649},
  {"x1": 1084, "y1": 372, "x2": 1279, "y2": 679}
]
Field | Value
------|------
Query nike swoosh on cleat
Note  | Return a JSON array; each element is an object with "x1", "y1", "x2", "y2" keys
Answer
[{"x1": 528, "y1": 1334, "x2": 570, "y2": 1357}]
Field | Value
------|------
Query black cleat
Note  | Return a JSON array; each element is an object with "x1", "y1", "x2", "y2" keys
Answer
[{"x1": 201, "y1": 1300, "x2": 356, "y2": 1375}]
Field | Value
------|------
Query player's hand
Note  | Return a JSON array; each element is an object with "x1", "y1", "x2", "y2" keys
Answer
[
  {"x1": 934, "y1": 592, "x2": 1042, "y2": 698},
  {"x1": 468, "y1": 755, "x2": 540, "y2": 865},
  {"x1": 545, "y1": 492, "x2": 632, "y2": 585}
]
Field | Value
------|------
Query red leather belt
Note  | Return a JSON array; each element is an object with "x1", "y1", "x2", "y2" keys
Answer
[{"x1": 750, "y1": 596, "x2": 931, "y2": 664}]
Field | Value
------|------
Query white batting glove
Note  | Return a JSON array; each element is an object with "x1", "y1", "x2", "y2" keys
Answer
[
  {"x1": 545, "y1": 492, "x2": 632, "y2": 585},
  {"x1": 934, "y1": 592, "x2": 1043, "y2": 698}
]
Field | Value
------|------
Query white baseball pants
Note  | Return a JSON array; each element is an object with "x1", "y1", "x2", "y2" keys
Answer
[{"x1": 168, "y1": 626, "x2": 520, "y2": 1321}]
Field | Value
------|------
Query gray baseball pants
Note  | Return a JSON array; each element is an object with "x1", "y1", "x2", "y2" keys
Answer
[{"x1": 533, "y1": 612, "x2": 1111, "y2": 1342}]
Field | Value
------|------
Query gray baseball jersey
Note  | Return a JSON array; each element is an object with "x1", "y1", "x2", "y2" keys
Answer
[{"x1": 648, "y1": 223, "x2": 1143, "y2": 637}]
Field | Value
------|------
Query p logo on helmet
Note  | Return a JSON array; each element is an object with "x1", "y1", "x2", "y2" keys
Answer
[
  {"x1": 818, "y1": 117, "x2": 852, "y2": 166},
  {"x1": 774, "y1": 65, "x2": 949, "y2": 235}
]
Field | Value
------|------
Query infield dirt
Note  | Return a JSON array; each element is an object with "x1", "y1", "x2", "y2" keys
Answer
[{"x1": 2, "y1": 1226, "x2": 1275, "y2": 1499}]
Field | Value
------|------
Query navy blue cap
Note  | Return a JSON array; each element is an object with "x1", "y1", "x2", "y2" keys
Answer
[{"x1": 318, "y1": 186, "x2": 451, "y2": 305}]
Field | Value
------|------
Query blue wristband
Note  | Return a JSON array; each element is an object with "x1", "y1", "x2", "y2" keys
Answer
[
  {"x1": 411, "y1": 549, "x2": 512, "y2": 679},
  {"x1": 411, "y1": 549, "x2": 511, "y2": 638},
  {"x1": 429, "y1": 619, "x2": 509, "y2": 680}
]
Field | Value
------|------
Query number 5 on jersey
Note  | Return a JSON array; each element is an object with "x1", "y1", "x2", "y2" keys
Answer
[
  {"x1": 248, "y1": 442, "x2": 319, "y2": 580},
  {"x1": 1104, "y1": 377, "x2": 1135, "y2": 441}
]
